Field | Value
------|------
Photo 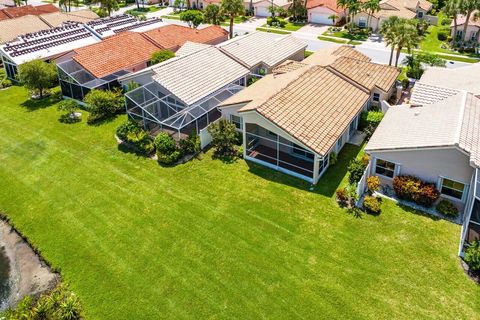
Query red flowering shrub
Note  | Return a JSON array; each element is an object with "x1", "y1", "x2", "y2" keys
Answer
[{"x1": 393, "y1": 175, "x2": 440, "y2": 207}]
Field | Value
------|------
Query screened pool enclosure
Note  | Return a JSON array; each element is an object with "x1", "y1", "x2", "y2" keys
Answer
[
  {"x1": 57, "y1": 59, "x2": 129, "y2": 101},
  {"x1": 125, "y1": 81, "x2": 244, "y2": 139}
]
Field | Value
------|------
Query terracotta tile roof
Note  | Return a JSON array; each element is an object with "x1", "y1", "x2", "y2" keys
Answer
[
  {"x1": 0, "y1": 14, "x2": 51, "y2": 43},
  {"x1": 2, "y1": 4, "x2": 58, "y2": 19},
  {"x1": 454, "y1": 11, "x2": 480, "y2": 28},
  {"x1": 306, "y1": 0, "x2": 343, "y2": 12},
  {"x1": 39, "y1": 9, "x2": 98, "y2": 27},
  {"x1": 0, "y1": 9, "x2": 9, "y2": 20},
  {"x1": 240, "y1": 66, "x2": 370, "y2": 156},
  {"x1": 73, "y1": 32, "x2": 161, "y2": 78},
  {"x1": 328, "y1": 56, "x2": 400, "y2": 92},
  {"x1": 142, "y1": 24, "x2": 228, "y2": 52}
]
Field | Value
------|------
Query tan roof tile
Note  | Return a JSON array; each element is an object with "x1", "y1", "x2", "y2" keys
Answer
[
  {"x1": 39, "y1": 9, "x2": 98, "y2": 27},
  {"x1": 460, "y1": 93, "x2": 480, "y2": 167},
  {"x1": 2, "y1": 4, "x2": 58, "y2": 18},
  {"x1": 306, "y1": 0, "x2": 343, "y2": 12},
  {"x1": 0, "y1": 15, "x2": 50, "y2": 43}
]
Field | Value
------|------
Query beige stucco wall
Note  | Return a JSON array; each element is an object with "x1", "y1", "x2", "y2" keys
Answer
[
  {"x1": 451, "y1": 24, "x2": 480, "y2": 42},
  {"x1": 353, "y1": 12, "x2": 379, "y2": 31},
  {"x1": 307, "y1": 6, "x2": 345, "y2": 24}
]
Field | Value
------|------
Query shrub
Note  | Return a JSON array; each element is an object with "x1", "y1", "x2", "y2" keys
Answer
[
  {"x1": 363, "y1": 196, "x2": 381, "y2": 214},
  {"x1": 116, "y1": 120, "x2": 154, "y2": 155},
  {"x1": 207, "y1": 119, "x2": 239, "y2": 158},
  {"x1": 58, "y1": 99, "x2": 80, "y2": 122},
  {"x1": 267, "y1": 16, "x2": 287, "y2": 27},
  {"x1": 155, "y1": 132, "x2": 182, "y2": 165},
  {"x1": 179, "y1": 9, "x2": 204, "y2": 28},
  {"x1": 393, "y1": 175, "x2": 440, "y2": 207},
  {"x1": 367, "y1": 176, "x2": 380, "y2": 194},
  {"x1": 336, "y1": 185, "x2": 357, "y2": 207},
  {"x1": 336, "y1": 187, "x2": 349, "y2": 204},
  {"x1": 179, "y1": 131, "x2": 201, "y2": 154},
  {"x1": 84, "y1": 89, "x2": 124, "y2": 124},
  {"x1": 359, "y1": 110, "x2": 384, "y2": 138},
  {"x1": 437, "y1": 31, "x2": 448, "y2": 41},
  {"x1": 0, "y1": 77, "x2": 12, "y2": 89},
  {"x1": 347, "y1": 157, "x2": 368, "y2": 185},
  {"x1": 50, "y1": 86, "x2": 63, "y2": 102},
  {"x1": 329, "y1": 152, "x2": 337, "y2": 166},
  {"x1": 436, "y1": 199, "x2": 459, "y2": 217},
  {"x1": 116, "y1": 119, "x2": 140, "y2": 141},
  {"x1": 464, "y1": 241, "x2": 480, "y2": 273},
  {"x1": 150, "y1": 49, "x2": 175, "y2": 65}
]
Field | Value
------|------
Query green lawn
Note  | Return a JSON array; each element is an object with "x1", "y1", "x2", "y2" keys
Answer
[
  {"x1": 318, "y1": 35, "x2": 362, "y2": 46},
  {"x1": 322, "y1": 29, "x2": 368, "y2": 42},
  {"x1": 1, "y1": 86, "x2": 480, "y2": 319},
  {"x1": 256, "y1": 27, "x2": 290, "y2": 35},
  {"x1": 261, "y1": 22, "x2": 305, "y2": 32},
  {"x1": 126, "y1": 6, "x2": 161, "y2": 15}
]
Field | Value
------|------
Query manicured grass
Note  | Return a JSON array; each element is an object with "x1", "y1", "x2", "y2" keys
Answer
[
  {"x1": 1, "y1": 86, "x2": 480, "y2": 319},
  {"x1": 318, "y1": 35, "x2": 362, "y2": 46},
  {"x1": 261, "y1": 22, "x2": 305, "y2": 32},
  {"x1": 322, "y1": 29, "x2": 368, "y2": 42},
  {"x1": 126, "y1": 6, "x2": 161, "y2": 15},
  {"x1": 305, "y1": 50, "x2": 314, "y2": 57},
  {"x1": 256, "y1": 27, "x2": 290, "y2": 35},
  {"x1": 161, "y1": 15, "x2": 181, "y2": 20}
]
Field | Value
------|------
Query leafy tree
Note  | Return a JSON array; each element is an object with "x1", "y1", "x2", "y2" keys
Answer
[
  {"x1": 443, "y1": 0, "x2": 461, "y2": 41},
  {"x1": 151, "y1": 49, "x2": 175, "y2": 64},
  {"x1": 207, "y1": 118, "x2": 238, "y2": 157},
  {"x1": 180, "y1": 9, "x2": 204, "y2": 28},
  {"x1": 220, "y1": 0, "x2": 245, "y2": 38},
  {"x1": 154, "y1": 132, "x2": 182, "y2": 164},
  {"x1": 379, "y1": 16, "x2": 400, "y2": 66},
  {"x1": 99, "y1": 0, "x2": 119, "y2": 16},
  {"x1": 288, "y1": 0, "x2": 306, "y2": 21},
  {"x1": 58, "y1": 99, "x2": 80, "y2": 122},
  {"x1": 83, "y1": 89, "x2": 124, "y2": 123},
  {"x1": 328, "y1": 14, "x2": 339, "y2": 25},
  {"x1": 362, "y1": 0, "x2": 380, "y2": 29},
  {"x1": 17, "y1": 59, "x2": 57, "y2": 99},
  {"x1": 392, "y1": 19, "x2": 422, "y2": 67},
  {"x1": 204, "y1": 4, "x2": 224, "y2": 25},
  {"x1": 459, "y1": 0, "x2": 480, "y2": 44}
]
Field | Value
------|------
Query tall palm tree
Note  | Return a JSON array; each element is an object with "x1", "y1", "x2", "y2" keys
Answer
[
  {"x1": 328, "y1": 14, "x2": 339, "y2": 25},
  {"x1": 379, "y1": 16, "x2": 399, "y2": 65},
  {"x1": 459, "y1": 0, "x2": 480, "y2": 43},
  {"x1": 394, "y1": 19, "x2": 422, "y2": 67},
  {"x1": 443, "y1": 0, "x2": 461, "y2": 41},
  {"x1": 220, "y1": 0, "x2": 244, "y2": 38},
  {"x1": 362, "y1": 0, "x2": 380, "y2": 29},
  {"x1": 337, "y1": 0, "x2": 351, "y2": 23}
]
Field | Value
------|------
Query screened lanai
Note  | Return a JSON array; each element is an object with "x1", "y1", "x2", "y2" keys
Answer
[
  {"x1": 125, "y1": 81, "x2": 244, "y2": 139},
  {"x1": 57, "y1": 59, "x2": 129, "y2": 101}
]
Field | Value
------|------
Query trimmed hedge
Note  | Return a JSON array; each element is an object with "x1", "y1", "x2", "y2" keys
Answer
[
  {"x1": 116, "y1": 120, "x2": 155, "y2": 155},
  {"x1": 392, "y1": 175, "x2": 440, "y2": 207},
  {"x1": 155, "y1": 132, "x2": 182, "y2": 165},
  {"x1": 363, "y1": 196, "x2": 381, "y2": 214},
  {"x1": 436, "y1": 200, "x2": 459, "y2": 217}
]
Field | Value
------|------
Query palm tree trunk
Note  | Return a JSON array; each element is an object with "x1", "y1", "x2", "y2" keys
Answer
[
  {"x1": 389, "y1": 45, "x2": 394, "y2": 66},
  {"x1": 229, "y1": 16, "x2": 234, "y2": 39},
  {"x1": 394, "y1": 46, "x2": 402, "y2": 67},
  {"x1": 461, "y1": 11, "x2": 472, "y2": 44},
  {"x1": 249, "y1": 0, "x2": 253, "y2": 15},
  {"x1": 136, "y1": 0, "x2": 140, "y2": 10}
]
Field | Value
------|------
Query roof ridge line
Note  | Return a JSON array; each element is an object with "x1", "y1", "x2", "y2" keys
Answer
[
  {"x1": 455, "y1": 91, "x2": 468, "y2": 145},
  {"x1": 325, "y1": 65, "x2": 370, "y2": 94}
]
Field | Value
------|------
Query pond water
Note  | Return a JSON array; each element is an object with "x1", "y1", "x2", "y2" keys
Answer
[{"x1": 0, "y1": 246, "x2": 10, "y2": 309}]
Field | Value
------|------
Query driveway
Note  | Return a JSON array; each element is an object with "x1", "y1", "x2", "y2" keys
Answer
[{"x1": 297, "y1": 24, "x2": 330, "y2": 36}]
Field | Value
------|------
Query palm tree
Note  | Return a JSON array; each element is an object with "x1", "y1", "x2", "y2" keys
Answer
[
  {"x1": 459, "y1": 0, "x2": 480, "y2": 43},
  {"x1": 337, "y1": 0, "x2": 351, "y2": 22},
  {"x1": 393, "y1": 19, "x2": 422, "y2": 67},
  {"x1": 443, "y1": 0, "x2": 460, "y2": 42},
  {"x1": 328, "y1": 14, "x2": 339, "y2": 25},
  {"x1": 362, "y1": 0, "x2": 380, "y2": 29},
  {"x1": 220, "y1": 0, "x2": 244, "y2": 38},
  {"x1": 379, "y1": 16, "x2": 399, "y2": 65}
]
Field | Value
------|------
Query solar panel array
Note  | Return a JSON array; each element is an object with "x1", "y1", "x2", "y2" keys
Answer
[
  {"x1": 86, "y1": 14, "x2": 141, "y2": 35},
  {"x1": 3, "y1": 22, "x2": 93, "y2": 57},
  {"x1": 113, "y1": 17, "x2": 162, "y2": 34}
]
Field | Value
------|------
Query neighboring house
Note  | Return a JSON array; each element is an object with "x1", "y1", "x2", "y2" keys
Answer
[
  {"x1": 354, "y1": 0, "x2": 432, "y2": 31},
  {"x1": 0, "y1": 14, "x2": 164, "y2": 80},
  {"x1": 57, "y1": 24, "x2": 229, "y2": 101},
  {"x1": 364, "y1": 63, "x2": 480, "y2": 256},
  {"x1": 306, "y1": 0, "x2": 345, "y2": 25},
  {"x1": 122, "y1": 45, "x2": 250, "y2": 144},
  {"x1": 0, "y1": 0, "x2": 15, "y2": 9},
  {"x1": 217, "y1": 31, "x2": 307, "y2": 74},
  {"x1": 245, "y1": 0, "x2": 289, "y2": 17},
  {"x1": 451, "y1": 11, "x2": 479, "y2": 42},
  {"x1": 217, "y1": 46, "x2": 399, "y2": 183},
  {"x1": 0, "y1": 4, "x2": 58, "y2": 20}
]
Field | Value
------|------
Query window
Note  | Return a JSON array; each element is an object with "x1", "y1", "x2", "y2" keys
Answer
[
  {"x1": 292, "y1": 143, "x2": 314, "y2": 160},
  {"x1": 375, "y1": 159, "x2": 396, "y2": 178},
  {"x1": 319, "y1": 154, "x2": 329, "y2": 174},
  {"x1": 359, "y1": 17, "x2": 367, "y2": 28},
  {"x1": 372, "y1": 93, "x2": 380, "y2": 102},
  {"x1": 417, "y1": 11, "x2": 423, "y2": 18},
  {"x1": 456, "y1": 30, "x2": 463, "y2": 40},
  {"x1": 337, "y1": 136, "x2": 343, "y2": 150},
  {"x1": 230, "y1": 114, "x2": 243, "y2": 130},
  {"x1": 267, "y1": 130, "x2": 277, "y2": 138},
  {"x1": 440, "y1": 178, "x2": 465, "y2": 200},
  {"x1": 471, "y1": 31, "x2": 478, "y2": 41}
]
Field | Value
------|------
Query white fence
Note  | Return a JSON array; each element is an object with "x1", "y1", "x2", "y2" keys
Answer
[
  {"x1": 355, "y1": 163, "x2": 370, "y2": 206},
  {"x1": 199, "y1": 118, "x2": 221, "y2": 149}
]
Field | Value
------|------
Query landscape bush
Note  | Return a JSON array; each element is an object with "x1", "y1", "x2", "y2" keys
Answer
[
  {"x1": 267, "y1": 17, "x2": 287, "y2": 28},
  {"x1": 437, "y1": 30, "x2": 448, "y2": 41},
  {"x1": 50, "y1": 86, "x2": 63, "y2": 102},
  {"x1": 84, "y1": 89, "x2": 124, "y2": 124},
  {"x1": 435, "y1": 199, "x2": 459, "y2": 217},
  {"x1": 367, "y1": 176, "x2": 380, "y2": 194},
  {"x1": 347, "y1": 155, "x2": 369, "y2": 185},
  {"x1": 155, "y1": 132, "x2": 182, "y2": 165},
  {"x1": 207, "y1": 119, "x2": 239, "y2": 158},
  {"x1": 0, "y1": 77, "x2": 12, "y2": 89},
  {"x1": 57, "y1": 99, "x2": 81, "y2": 123},
  {"x1": 179, "y1": 131, "x2": 201, "y2": 155},
  {"x1": 363, "y1": 195, "x2": 381, "y2": 214},
  {"x1": 116, "y1": 120, "x2": 155, "y2": 155},
  {"x1": 150, "y1": 49, "x2": 175, "y2": 65},
  {"x1": 464, "y1": 240, "x2": 480, "y2": 273},
  {"x1": 359, "y1": 110, "x2": 384, "y2": 138},
  {"x1": 392, "y1": 175, "x2": 440, "y2": 207}
]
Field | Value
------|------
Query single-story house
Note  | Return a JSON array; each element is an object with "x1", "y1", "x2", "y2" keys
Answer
[
  {"x1": 245, "y1": 0, "x2": 289, "y2": 17},
  {"x1": 217, "y1": 31, "x2": 307, "y2": 74},
  {"x1": 306, "y1": 0, "x2": 345, "y2": 25},
  {"x1": 0, "y1": 3, "x2": 58, "y2": 21},
  {"x1": 56, "y1": 24, "x2": 228, "y2": 101},
  {"x1": 84, "y1": 14, "x2": 165, "y2": 38},
  {"x1": 353, "y1": 0, "x2": 432, "y2": 31},
  {"x1": 451, "y1": 11, "x2": 479, "y2": 42},
  {"x1": 122, "y1": 44, "x2": 250, "y2": 144},
  {"x1": 365, "y1": 63, "x2": 480, "y2": 255},
  {"x1": 217, "y1": 46, "x2": 399, "y2": 183}
]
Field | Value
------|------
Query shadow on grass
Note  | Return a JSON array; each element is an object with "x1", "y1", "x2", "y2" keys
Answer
[
  {"x1": 58, "y1": 114, "x2": 81, "y2": 124},
  {"x1": 117, "y1": 143, "x2": 151, "y2": 158},
  {"x1": 21, "y1": 96, "x2": 59, "y2": 111},
  {"x1": 396, "y1": 203, "x2": 441, "y2": 222}
]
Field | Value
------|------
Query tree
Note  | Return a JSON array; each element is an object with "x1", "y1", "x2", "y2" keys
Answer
[
  {"x1": 402, "y1": 54, "x2": 424, "y2": 79},
  {"x1": 207, "y1": 118, "x2": 238, "y2": 157},
  {"x1": 268, "y1": 4, "x2": 276, "y2": 17},
  {"x1": 58, "y1": 99, "x2": 80, "y2": 120},
  {"x1": 328, "y1": 14, "x2": 339, "y2": 25},
  {"x1": 179, "y1": 9, "x2": 204, "y2": 28},
  {"x1": 379, "y1": 16, "x2": 399, "y2": 66},
  {"x1": 83, "y1": 89, "x2": 124, "y2": 123},
  {"x1": 17, "y1": 59, "x2": 57, "y2": 99},
  {"x1": 288, "y1": 0, "x2": 307, "y2": 22},
  {"x1": 362, "y1": 0, "x2": 380, "y2": 29},
  {"x1": 416, "y1": 52, "x2": 447, "y2": 66},
  {"x1": 459, "y1": 0, "x2": 480, "y2": 44},
  {"x1": 393, "y1": 19, "x2": 422, "y2": 67},
  {"x1": 151, "y1": 49, "x2": 175, "y2": 64},
  {"x1": 204, "y1": 4, "x2": 224, "y2": 24},
  {"x1": 220, "y1": 0, "x2": 245, "y2": 38},
  {"x1": 99, "y1": 0, "x2": 119, "y2": 16},
  {"x1": 443, "y1": 0, "x2": 460, "y2": 41}
]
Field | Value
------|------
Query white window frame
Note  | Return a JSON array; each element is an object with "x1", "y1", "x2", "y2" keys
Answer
[
  {"x1": 372, "y1": 92, "x2": 380, "y2": 102},
  {"x1": 230, "y1": 114, "x2": 243, "y2": 130},
  {"x1": 359, "y1": 17, "x2": 367, "y2": 28},
  {"x1": 374, "y1": 158, "x2": 398, "y2": 179},
  {"x1": 438, "y1": 176, "x2": 468, "y2": 202},
  {"x1": 417, "y1": 11, "x2": 424, "y2": 18}
]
